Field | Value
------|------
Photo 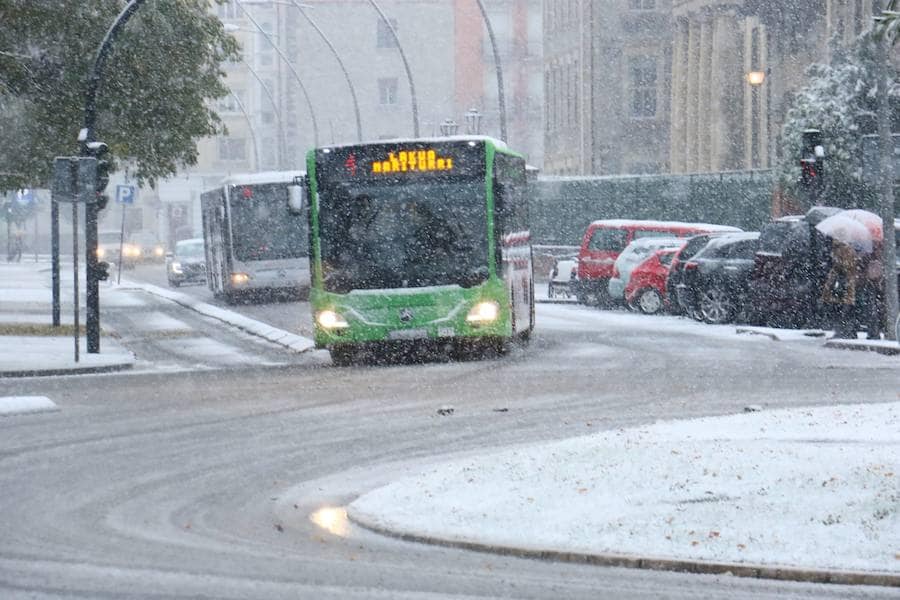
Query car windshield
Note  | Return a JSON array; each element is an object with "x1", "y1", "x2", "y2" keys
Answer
[{"x1": 175, "y1": 240, "x2": 204, "y2": 257}]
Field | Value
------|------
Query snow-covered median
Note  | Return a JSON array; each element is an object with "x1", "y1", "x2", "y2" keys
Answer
[
  {"x1": 350, "y1": 402, "x2": 900, "y2": 575},
  {"x1": 0, "y1": 396, "x2": 59, "y2": 416}
]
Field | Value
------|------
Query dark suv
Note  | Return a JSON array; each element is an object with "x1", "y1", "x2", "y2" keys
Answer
[
  {"x1": 748, "y1": 213, "x2": 836, "y2": 328},
  {"x1": 667, "y1": 233, "x2": 727, "y2": 317},
  {"x1": 677, "y1": 232, "x2": 760, "y2": 324}
]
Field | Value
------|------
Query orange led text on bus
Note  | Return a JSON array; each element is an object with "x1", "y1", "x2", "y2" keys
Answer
[{"x1": 371, "y1": 150, "x2": 454, "y2": 174}]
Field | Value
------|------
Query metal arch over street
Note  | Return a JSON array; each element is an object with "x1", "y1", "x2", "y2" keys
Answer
[
  {"x1": 234, "y1": 0, "x2": 320, "y2": 147},
  {"x1": 473, "y1": 0, "x2": 507, "y2": 142},
  {"x1": 367, "y1": 0, "x2": 420, "y2": 137},
  {"x1": 289, "y1": 0, "x2": 363, "y2": 143}
]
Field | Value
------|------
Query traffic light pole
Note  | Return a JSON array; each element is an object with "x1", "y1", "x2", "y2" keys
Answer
[{"x1": 80, "y1": 0, "x2": 149, "y2": 353}]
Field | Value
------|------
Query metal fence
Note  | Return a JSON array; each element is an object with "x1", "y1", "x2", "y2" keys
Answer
[{"x1": 529, "y1": 170, "x2": 775, "y2": 245}]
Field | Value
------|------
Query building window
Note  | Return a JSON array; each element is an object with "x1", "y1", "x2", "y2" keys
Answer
[
  {"x1": 377, "y1": 18, "x2": 398, "y2": 49},
  {"x1": 218, "y1": 138, "x2": 246, "y2": 161},
  {"x1": 218, "y1": 1, "x2": 239, "y2": 19},
  {"x1": 629, "y1": 57, "x2": 657, "y2": 118},
  {"x1": 217, "y1": 90, "x2": 245, "y2": 114},
  {"x1": 378, "y1": 77, "x2": 398, "y2": 105},
  {"x1": 629, "y1": 0, "x2": 656, "y2": 9}
]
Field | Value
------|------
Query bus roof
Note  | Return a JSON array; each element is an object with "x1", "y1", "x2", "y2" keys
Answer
[
  {"x1": 314, "y1": 135, "x2": 509, "y2": 152},
  {"x1": 218, "y1": 171, "x2": 306, "y2": 187}
]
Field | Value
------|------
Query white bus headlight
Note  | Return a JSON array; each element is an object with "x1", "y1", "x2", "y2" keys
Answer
[
  {"x1": 230, "y1": 272, "x2": 250, "y2": 286},
  {"x1": 466, "y1": 301, "x2": 500, "y2": 324},
  {"x1": 317, "y1": 310, "x2": 349, "y2": 329}
]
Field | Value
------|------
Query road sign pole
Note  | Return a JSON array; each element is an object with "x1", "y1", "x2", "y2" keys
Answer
[
  {"x1": 72, "y1": 193, "x2": 80, "y2": 364},
  {"x1": 51, "y1": 196, "x2": 60, "y2": 327},
  {"x1": 118, "y1": 202, "x2": 126, "y2": 284}
]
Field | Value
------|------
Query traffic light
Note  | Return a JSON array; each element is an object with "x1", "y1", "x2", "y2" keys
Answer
[
  {"x1": 800, "y1": 158, "x2": 823, "y2": 187},
  {"x1": 92, "y1": 260, "x2": 110, "y2": 282},
  {"x1": 85, "y1": 141, "x2": 110, "y2": 195}
]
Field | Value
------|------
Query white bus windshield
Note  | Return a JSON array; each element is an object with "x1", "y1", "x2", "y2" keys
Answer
[
  {"x1": 318, "y1": 180, "x2": 488, "y2": 293},
  {"x1": 228, "y1": 183, "x2": 308, "y2": 262}
]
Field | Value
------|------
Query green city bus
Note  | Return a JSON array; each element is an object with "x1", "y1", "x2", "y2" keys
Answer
[{"x1": 306, "y1": 137, "x2": 534, "y2": 365}]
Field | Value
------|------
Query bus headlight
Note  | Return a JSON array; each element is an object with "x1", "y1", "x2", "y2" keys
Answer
[
  {"x1": 317, "y1": 310, "x2": 349, "y2": 329},
  {"x1": 230, "y1": 272, "x2": 250, "y2": 286},
  {"x1": 466, "y1": 301, "x2": 500, "y2": 324}
]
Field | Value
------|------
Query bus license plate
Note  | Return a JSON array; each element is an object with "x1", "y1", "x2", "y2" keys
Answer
[{"x1": 388, "y1": 329, "x2": 428, "y2": 340}]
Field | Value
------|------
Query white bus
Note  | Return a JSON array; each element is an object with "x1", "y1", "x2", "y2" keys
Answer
[{"x1": 200, "y1": 171, "x2": 309, "y2": 304}]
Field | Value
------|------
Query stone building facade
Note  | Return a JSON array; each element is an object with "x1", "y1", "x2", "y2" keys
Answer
[
  {"x1": 543, "y1": 0, "x2": 673, "y2": 175},
  {"x1": 544, "y1": 0, "x2": 885, "y2": 176}
]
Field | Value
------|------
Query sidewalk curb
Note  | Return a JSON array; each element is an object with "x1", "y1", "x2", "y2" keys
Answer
[
  {"x1": 824, "y1": 339, "x2": 900, "y2": 356},
  {"x1": 119, "y1": 281, "x2": 315, "y2": 354},
  {"x1": 346, "y1": 509, "x2": 899, "y2": 587},
  {"x1": 0, "y1": 362, "x2": 134, "y2": 378}
]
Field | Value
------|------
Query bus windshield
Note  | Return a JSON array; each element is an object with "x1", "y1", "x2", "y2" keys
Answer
[
  {"x1": 228, "y1": 183, "x2": 307, "y2": 262},
  {"x1": 318, "y1": 180, "x2": 488, "y2": 293}
]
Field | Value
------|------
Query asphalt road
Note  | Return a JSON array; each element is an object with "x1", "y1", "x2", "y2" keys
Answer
[{"x1": 0, "y1": 264, "x2": 897, "y2": 599}]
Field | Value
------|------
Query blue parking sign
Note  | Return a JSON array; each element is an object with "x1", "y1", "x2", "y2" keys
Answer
[{"x1": 116, "y1": 184, "x2": 135, "y2": 204}]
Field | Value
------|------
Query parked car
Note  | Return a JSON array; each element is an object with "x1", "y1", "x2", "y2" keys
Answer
[
  {"x1": 667, "y1": 233, "x2": 731, "y2": 317},
  {"x1": 747, "y1": 211, "x2": 836, "y2": 328},
  {"x1": 624, "y1": 247, "x2": 680, "y2": 314},
  {"x1": 574, "y1": 219, "x2": 741, "y2": 306},
  {"x1": 677, "y1": 232, "x2": 761, "y2": 324},
  {"x1": 166, "y1": 238, "x2": 206, "y2": 287},
  {"x1": 548, "y1": 256, "x2": 578, "y2": 299},
  {"x1": 608, "y1": 237, "x2": 683, "y2": 303}
]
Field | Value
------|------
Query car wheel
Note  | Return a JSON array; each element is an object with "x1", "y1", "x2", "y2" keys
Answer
[
  {"x1": 637, "y1": 289, "x2": 663, "y2": 315},
  {"x1": 169, "y1": 280, "x2": 180, "y2": 288},
  {"x1": 700, "y1": 287, "x2": 734, "y2": 324}
]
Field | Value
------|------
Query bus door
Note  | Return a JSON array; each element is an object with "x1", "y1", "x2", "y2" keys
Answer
[{"x1": 493, "y1": 154, "x2": 533, "y2": 335}]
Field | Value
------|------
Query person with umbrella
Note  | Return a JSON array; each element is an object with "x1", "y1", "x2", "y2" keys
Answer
[
  {"x1": 821, "y1": 239, "x2": 860, "y2": 338},
  {"x1": 816, "y1": 210, "x2": 884, "y2": 339}
]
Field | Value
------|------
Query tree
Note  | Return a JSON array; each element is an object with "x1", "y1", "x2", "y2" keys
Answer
[
  {"x1": 0, "y1": 0, "x2": 240, "y2": 191},
  {"x1": 776, "y1": 33, "x2": 900, "y2": 210}
]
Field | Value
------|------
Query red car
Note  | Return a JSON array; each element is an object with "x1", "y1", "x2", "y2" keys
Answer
[{"x1": 624, "y1": 247, "x2": 681, "y2": 314}]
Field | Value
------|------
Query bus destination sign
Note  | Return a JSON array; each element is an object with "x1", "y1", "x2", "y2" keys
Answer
[
  {"x1": 319, "y1": 140, "x2": 484, "y2": 183},
  {"x1": 371, "y1": 149, "x2": 454, "y2": 174}
]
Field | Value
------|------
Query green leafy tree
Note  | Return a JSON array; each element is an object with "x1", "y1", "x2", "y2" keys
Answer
[
  {"x1": 0, "y1": 0, "x2": 239, "y2": 191},
  {"x1": 777, "y1": 33, "x2": 900, "y2": 210}
]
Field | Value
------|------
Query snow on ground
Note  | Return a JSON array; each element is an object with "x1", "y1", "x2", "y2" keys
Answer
[
  {"x1": 0, "y1": 336, "x2": 134, "y2": 373},
  {"x1": 0, "y1": 396, "x2": 59, "y2": 416},
  {"x1": 350, "y1": 402, "x2": 900, "y2": 574}
]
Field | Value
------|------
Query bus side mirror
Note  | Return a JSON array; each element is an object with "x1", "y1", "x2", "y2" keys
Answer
[{"x1": 288, "y1": 177, "x2": 306, "y2": 214}]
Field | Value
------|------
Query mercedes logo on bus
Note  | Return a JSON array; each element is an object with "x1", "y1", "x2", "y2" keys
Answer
[{"x1": 399, "y1": 308, "x2": 414, "y2": 323}]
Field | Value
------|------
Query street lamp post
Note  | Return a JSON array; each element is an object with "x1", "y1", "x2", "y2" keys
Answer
[
  {"x1": 234, "y1": 0, "x2": 319, "y2": 146},
  {"x1": 464, "y1": 108, "x2": 482, "y2": 135},
  {"x1": 77, "y1": 0, "x2": 151, "y2": 352},
  {"x1": 439, "y1": 119, "x2": 459, "y2": 136},
  {"x1": 473, "y1": 0, "x2": 507, "y2": 141},
  {"x1": 367, "y1": 0, "x2": 420, "y2": 137},
  {"x1": 229, "y1": 90, "x2": 261, "y2": 171},
  {"x1": 287, "y1": 0, "x2": 363, "y2": 142},
  {"x1": 223, "y1": 24, "x2": 287, "y2": 168}
]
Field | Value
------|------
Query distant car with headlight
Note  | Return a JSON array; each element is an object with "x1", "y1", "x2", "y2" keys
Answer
[
  {"x1": 167, "y1": 238, "x2": 206, "y2": 287},
  {"x1": 130, "y1": 231, "x2": 166, "y2": 263},
  {"x1": 96, "y1": 230, "x2": 139, "y2": 269}
]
